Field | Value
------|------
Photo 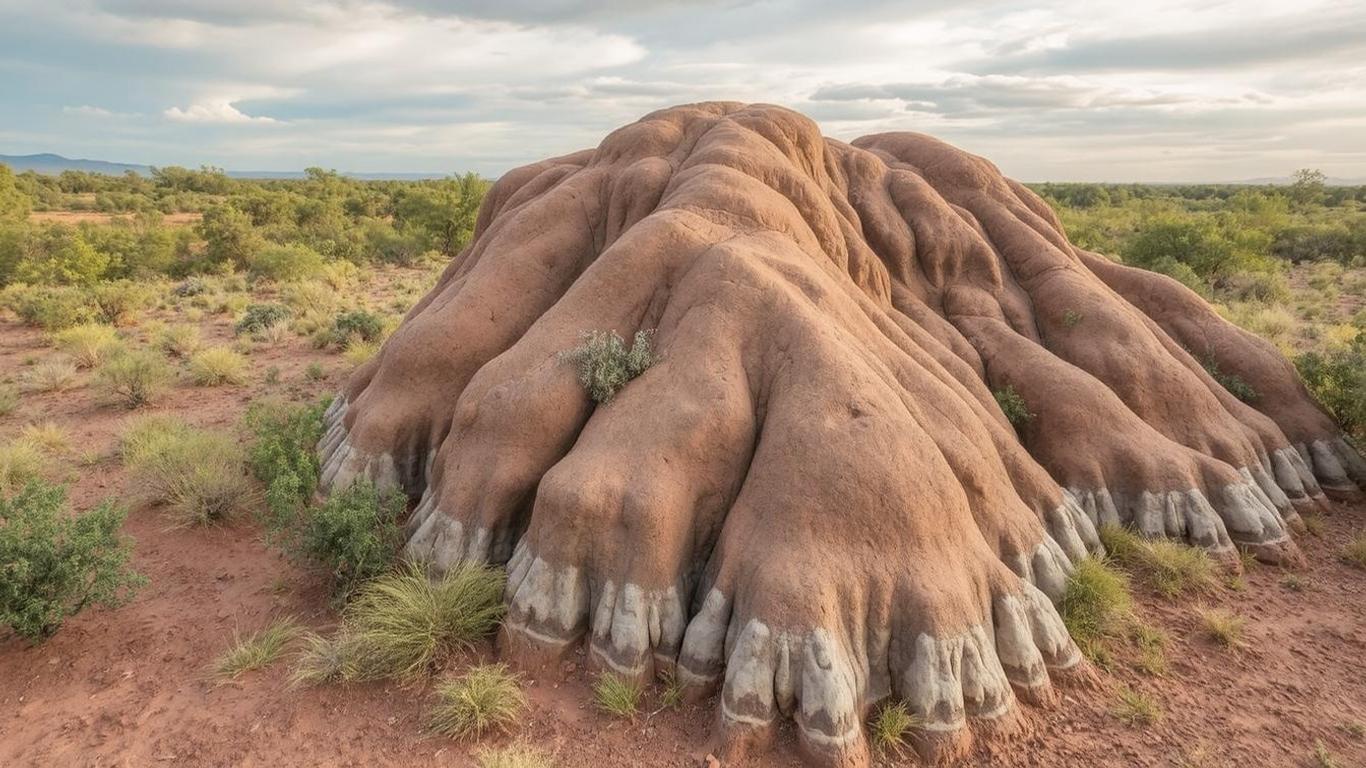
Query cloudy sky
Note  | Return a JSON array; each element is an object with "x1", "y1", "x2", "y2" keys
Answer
[{"x1": 2, "y1": 0, "x2": 1364, "y2": 181}]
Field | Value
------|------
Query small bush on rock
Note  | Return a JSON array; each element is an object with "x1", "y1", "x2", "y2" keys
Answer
[
  {"x1": 562, "y1": 329, "x2": 656, "y2": 403},
  {"x1": 993, "y1": 385, "x2": 1033, "y2": 430},
  {"x1": 0, "y1": 481, "x2": 145, "y2": 642}
]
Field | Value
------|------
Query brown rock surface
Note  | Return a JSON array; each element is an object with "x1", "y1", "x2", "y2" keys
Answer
[{"x1": 318, "y1": 102, "x2": 1365, "y2": 766}]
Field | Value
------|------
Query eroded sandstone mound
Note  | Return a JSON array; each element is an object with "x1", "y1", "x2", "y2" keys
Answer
[{"x1": 317, "y1": 103, "x2": 1365, "y2": 766}]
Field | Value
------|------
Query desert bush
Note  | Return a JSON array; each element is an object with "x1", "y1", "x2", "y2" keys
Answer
[
  {"x1": 428, "y1": 663, "x2": 526, "y2": 740},
  {"x1": 0, "y1": 481, "x2": 145, "y2": 642},
  {"x1": 305, "y1": 362, "x2": 326, "y2": 381},
  {"x1": 189, "y1": 346, "x2": 249, "y2": 386},
  {"x1": 562, "y1": 329, "x2": 656, "y2": 403},
  {"x1": 245, "y1": 399, "x2": 327, "y2": 528},
  {"x1": 324, "y1": 562, "x2": 506, "y2": 681},
  {"x1": 280, "y1": 280, "x2": 338, "y2": 318},
  {"x1": 246, "y1": 243, "x2": 326, "y2": 283},
  {"x1": 98, "y1": 350, "x2": 171, "y2": 408},
  {"x1": 90, "y1": 280, "x2": 156, "y2": 325},
  {"x1": 172, "y1": 276, "x2": 207, "y2": 297},
  {"x1": 291, "y1": 480, "x2": 405, "y2": 598},
  {"x1": 214, "y1": 616, "x2": 302, "y2": 680},
  {"x1": 53, "y1": 323, "x2": 123, "y2": 368},
  {"x1": 1296, "y1": 339, "x2": 1366, "y2": 443},
  {"x1": 122, "y1": 417, "x2": 251, "y2": 525},
  {"x1": 25, "y1": 356, "x2": 79, "y2": 393},
  {"x1": 330, "y1": 309, "x2": 384, "y2": 345},
  {"x1": 993, "y1": 385, "x2": 1033, "y2": 430},
  {"x1": 593, "y1": 673, "x2": 642, "y2": 719},
  {"x1": 1339, "y1": 531, "x2": 1366, "y2": 570},
  {"x1": 0, "y1": 439, "x2": 45, "y2": 495},
  {"x1": 19, "y1": 422, "x2": 70, "y2": 454},
  {"x1": 157, "y1": 324, "x2": 201, "y2": 358},
  {"x1": 1198, "y1": 356, "x2": 1258, "y2": 403},
  {"x1": 342, "y1": 338, "x2": 379, "y2": 367},
  {"x1": 7, "y1": 285, "x2": 96, "y2": 330},
  {"x1": 234, "y1": 303, "x2": 291, "y2": 336}
]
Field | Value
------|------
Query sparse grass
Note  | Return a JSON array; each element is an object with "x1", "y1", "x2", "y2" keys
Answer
[
  {"x1": 214, "y1": 616, "x2": 303, "y2": 680},
  {"x1": 1339, "y1": 720, "x2": 1365, "y2": 739},
  {"x1": 427, "y1": 663, "x2": 526, "y2": 740},
  {"x1": 1059, "y1": 557, "x2": 1133, "y2": 658},
  {"x1": 1281, "y1": 573, "x2": 1306, "y2": 592},
  {"x1": 189, "y1": 346, "x2": 250, "y2": 386},
  {"x1": 1339, "y1": 531, "x2": 1366, "y2": 570},
  {"x1": 593, "y1": 673, "x2": 643, "y2": 719},
  {"x1": 305, "y1": 362, "x2": 325, "y2": 381},
  {"x1": 868, "y1": 700, "x2": 921, "y2": 756},
  {"x1": 338, "y1": 562, "x2": 507, "y2": 681},
  {"x1": 1100, "y1": 525, "x2": 1218, "y2": 598},
  {"x1": 0, "y1": 385, "x2": 17, "y2": 417},
  {"x1": 1313, "y1": 740, "x2": 1342, "y2": 768},
  {"x1": 122, "y1": 417, "x2": 252, "y2": 526},
  {"x1": 157, "y1": 324, "x2": 202, "y2": 358},
  {"x1": 258, "y1": 320, "x2": 292, "y2": 346},
  {"x1": 1302, "y1": 514, "x2": 1325, "y2": 537},
  {"x1": 474, "y1": 743, "x2": 554, "y2": 768},
  {"x1": 1111, "y1": 686, "x2": 1161, "y2": 726},
  {"x1": 1196, "y1": 607, "x2": 1247, "y2": 649},
  {"x1": 1130, "y1": 622, "x2": 1168, "y2": 676},
  {"x1": 26, "y1": 357, "x2": 79, "y2": 393},
  {"x1": 562, "y1": 329, "x2": 656, "y2": 403},
  {"x1": 53, "y1": 324, "x2": 123, "y2": 368},
  {"x1": 658, "y1": 670, "x2": 684, "y2": 710},
  {"x1": 98, "y1": 350, "x2": 171, "y2": 408},
  {"x1": 19, "y1": 422, "x2": 70, "y2": 454}
]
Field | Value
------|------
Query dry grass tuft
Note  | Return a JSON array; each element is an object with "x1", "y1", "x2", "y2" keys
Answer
[
  {"x1": 427, "y1": 663, "x2": 526, "y2": 740},
  {"x1": 1196, "y1": 607, "x2": 1247, "y2": 649},
  {"x1": 214, "y1": 617, "x2": 303, "y2": 680},
  {"x1": 592, "y1": 673, "x2": 642, "y2": 720},
  {"x1": 189, "y1": 346, "x2": 250, "y2": 386}
]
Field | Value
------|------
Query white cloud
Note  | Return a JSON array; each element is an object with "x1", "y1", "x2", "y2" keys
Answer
[
  {"x1": 63, "y1": 105, "x2": 116, "y2": 117},
  {"x1": 163, "y1": 100, "x2": 278, "y2": 124}
]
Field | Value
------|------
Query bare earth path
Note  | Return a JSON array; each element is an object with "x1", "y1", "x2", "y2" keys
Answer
[{"x1": 0, "y1": 270, "x2": 1363, "y2": 767}]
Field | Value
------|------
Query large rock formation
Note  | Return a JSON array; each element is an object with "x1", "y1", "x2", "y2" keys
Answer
[{"x1": 317, "y1": 103, "x2": 1364, "y2": 765}]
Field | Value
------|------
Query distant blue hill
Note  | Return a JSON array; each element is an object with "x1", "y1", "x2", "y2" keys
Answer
[{"x1": 0, "y1": 152, "x2": 447, "y2": 180}]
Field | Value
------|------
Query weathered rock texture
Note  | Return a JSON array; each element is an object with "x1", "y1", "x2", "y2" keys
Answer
[{"x1": 318, "y1": 103, "x2": 1365, "y2": 765}]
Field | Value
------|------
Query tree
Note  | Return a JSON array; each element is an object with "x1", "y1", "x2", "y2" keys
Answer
[
  {"x1": 0, "y1": 164, "x2": 31, "y2": 224},
  {"x1": 394, "y1": 173, "x2": 488, "y2": 256},
  {"x1": 197, "y1": 204, "x2": 264, "y2": 269},
  {"x1": 1289, "y1": 168, "x2": 1326, "y2": 207}
]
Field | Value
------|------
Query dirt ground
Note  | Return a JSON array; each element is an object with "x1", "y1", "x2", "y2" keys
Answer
[
  {"x1": 28, "y1": 210, "x2": 202, "y2": 226},
  {"x1": 1, "y1": 268, "x2": 1364, "y2": 768}
]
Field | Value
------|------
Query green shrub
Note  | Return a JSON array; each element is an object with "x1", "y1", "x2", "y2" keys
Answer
[
  {"x1": 122, "y1": 417, "x2": 252, "y2": 526},
  {"x1": 290, "y1": 480, "x2": 405, "y2": 598},
  {"x1": 53, "y1": 323, "x2": 123, "y2": 368},
  {"x1": 993, "y1": 385, "x2": 1033, "y2": 430},
  {"x1": 245, "y1": 399, "x2": 327, "y2": 529},
  {"x1": 1199, "y1": 356, "x2": 1258, "y2": 403},
  {"x1": 1296, "y1": 339, "x2": 1366, "y2": 444},
  {"x1": 246, "y1": 243, "x2": 326, "y2": 283},
  {"x1": 189, "y1": 346, "x2": 249, "y2": 386},
  {"x1": 234, "y1": 303, "x2": 291, "y2": 336},
  {"x1": 562, "y1": 329, "x2": 656, "y2": 403},
  {"x1": 98, "y1": 350, "x2": 171, "y2": 408},
  {"x1": 0, "y1": 481, "x2": 145, "y2": 642},
  {"x1": 428, "y1": 663, "x2": 526, "y2": 740},
  {"x1": 7, "y1": 285, "x2": 96, "y2": 330},
  {"x1": 330, "y1": 309, "x2": 384, "y2": 345},
  {"x1": 90, "y1": 280, "x2": 156, "y2": 326}
]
